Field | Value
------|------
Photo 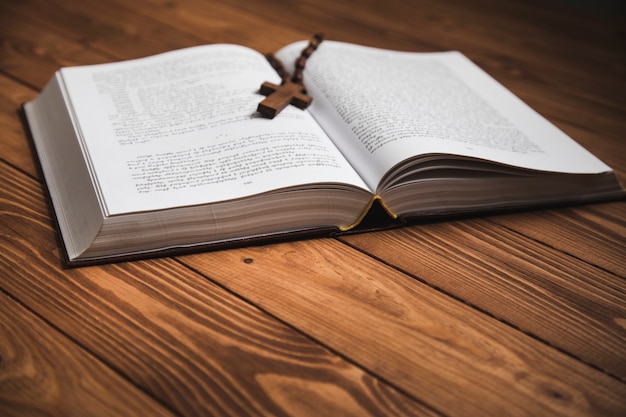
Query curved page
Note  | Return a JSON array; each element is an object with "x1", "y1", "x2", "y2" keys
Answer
[{"x1": 277, "y1": 41, "x2": 612, "y2": 192}]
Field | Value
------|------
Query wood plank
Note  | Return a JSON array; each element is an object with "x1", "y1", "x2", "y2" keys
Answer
[
  {"x1": 219, "y1": 0, "x2": 625, "y2": 83},
  {"x1": 0, "y1": 6, "x2": 113, "y2": 89},
  {"x1": 2, "y1": 1, "x2": 625, "y2": 416},
  {"x1": 0, "y1": 292, "x2": 175, "y2": 417},
  {"x1": 181, "y1": 242, "x2": 626, "y2": 416},
  {"x1": 339, "y1": 215, "x2": 626, "y2": 380},
  {"x1": 0, "y1": 161, "x2": 436, "y2": 417},
  {"x1": 0, "y1": 0, "x2": 303, "y2": 68},
  {"x1": 489, "y1": 203, "x2": 626, "y2": 276},
  {"x1": 0, "y1": 0, "x2": 202, "y2": 63},
  {"x1": 0, "y1": 76, "x2": 38, "y2": 177},
  {"x1": 102, "y1": 0, "x2": 308, "y2": 52}
]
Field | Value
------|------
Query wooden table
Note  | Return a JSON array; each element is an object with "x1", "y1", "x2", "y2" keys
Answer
[{"x1": 1, "y1": 0, "x2": 625, "y2": 415}]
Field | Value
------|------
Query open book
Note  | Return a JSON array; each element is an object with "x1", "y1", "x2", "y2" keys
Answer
[{"x1": 23, "y1": 40, "x2": 624, "y2": 266}]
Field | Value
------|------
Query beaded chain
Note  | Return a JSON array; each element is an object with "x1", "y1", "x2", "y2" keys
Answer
[{"x1": 257, "y1": 33, "x2": 324, "y2": 118}]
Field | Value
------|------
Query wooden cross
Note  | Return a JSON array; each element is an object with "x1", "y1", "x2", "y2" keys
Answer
[
  {"x1": 257, "y1": 33, "x2": 323, "y2": 119},
  {"x1": 257, "y1": 81, "x2": 312, "y2": 119}
]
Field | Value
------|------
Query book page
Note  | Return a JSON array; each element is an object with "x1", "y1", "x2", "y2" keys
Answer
[
  {"x1": 277, "y1": 41, "x2": 611, "y2": 191},
  {"x1": 59, "y1": 44, "x2": 369, "y2": 215}
]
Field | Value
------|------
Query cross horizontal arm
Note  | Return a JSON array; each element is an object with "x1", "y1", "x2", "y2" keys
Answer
[{"x1": 257, "y1": 81, "x2": 312, "y2": 119}]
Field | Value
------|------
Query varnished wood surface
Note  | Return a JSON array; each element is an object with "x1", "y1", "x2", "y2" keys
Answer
[{"x1": 1, "y1": 0, "x2": 625, "y2": 415}]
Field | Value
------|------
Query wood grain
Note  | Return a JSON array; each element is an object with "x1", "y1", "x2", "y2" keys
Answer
[
  {"x1": 0, "y1": 77, "x2": 38, "y2": 177},
  {"x1": 339, "y1": 213, "x2": 626, "y2": 381},
  {"x1": 181, "y1": 242, "x2": 626, "y2": 416},
  {"x1": 0, "y1": 162, "x2": 435, "y2": 416},
  {"x1": 489, "y1": 203, "x2": 626, "y2": 275},
  {"x1": 0, "y1": 292, "x2": 175, "y2": 417},
  {"x1": 0, "y1": 6, "x2": 113, "y2": 89},
  {"x1": 1, "y1": 0, "x2": 625, "y2": 415}
]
